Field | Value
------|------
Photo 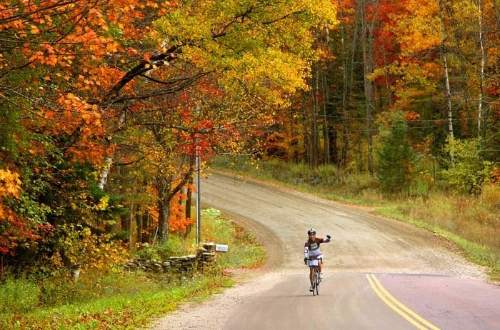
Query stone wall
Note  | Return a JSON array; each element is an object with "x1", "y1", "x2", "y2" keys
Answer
[{"x1": 124, "y1": 243, "x2": 217, "y2": 274}]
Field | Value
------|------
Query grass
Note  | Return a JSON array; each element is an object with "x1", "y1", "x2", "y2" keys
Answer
[
  {"x1": 0, "y1": 208, "x2": 265, "y2": 329},
  {"x1": 212, "y1": 156, "x2": 500, "y2": 280}
]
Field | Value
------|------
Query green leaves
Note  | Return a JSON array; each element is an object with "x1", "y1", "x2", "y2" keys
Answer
[
  {"x1": 376, "y1": 112, "x2": 415, "y2": 194},
  {"x1": 442, "y1": 137, "x2": 493, "y2": 195}
]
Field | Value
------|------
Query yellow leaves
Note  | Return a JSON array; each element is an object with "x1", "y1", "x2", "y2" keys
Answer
[
  {"x1": 0, "y1": 169, "x2": 21, "y2": 221},
  {"x1": 299, "y1": 0, "x2": 338, "y2": 28},
  {"x1": 96, "y1": 195, "x2": 110, "y2": 211},
  {"x1": 57, "y1": 225, "x2": 129, "y2": 271},
  {"x1": 152, "y1": 0, "x2": 338, "y2": 107},
  {"x1": 30, "y1": 25, "x2": 40, "y2": 34},
  {"x1": 367, "y1": 67, "x2": 387, "y2": 82},
  {"x1": 0, "y1": 169, "x2": 21, "y2": 199}
]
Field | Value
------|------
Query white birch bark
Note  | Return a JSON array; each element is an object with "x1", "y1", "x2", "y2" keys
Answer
[
  {"x1": 98, "y1": 110, "x2": 126, "y2": 190},
  {"x1": 438, "y1": 0, "x2": 454, "y2": 138},
  {"x1": 477, "y1": 0, "x2": 485, "y2": 137}
]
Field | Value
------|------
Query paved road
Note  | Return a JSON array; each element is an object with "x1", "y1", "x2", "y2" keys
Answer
[{"x1": 154, "y1": 173, "x2": 500, "y2": 330}]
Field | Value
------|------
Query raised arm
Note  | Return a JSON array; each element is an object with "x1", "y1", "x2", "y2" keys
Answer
[{"x1": 323, "y1": 235, "x2": 332, "y2": 243}]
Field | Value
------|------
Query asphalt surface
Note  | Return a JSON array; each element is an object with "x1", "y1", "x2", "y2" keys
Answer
[{"x1": 153, "y1": 173, "x2": 500, "y2": 330}]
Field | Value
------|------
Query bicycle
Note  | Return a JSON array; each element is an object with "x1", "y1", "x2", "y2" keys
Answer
[{"x1": 306, "y1": 257, "x2": 321, "y2": 296}]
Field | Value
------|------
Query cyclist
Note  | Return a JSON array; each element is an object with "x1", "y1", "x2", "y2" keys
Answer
[{"x1": 304, "y1": 228, "x2": 331, "y2": 291}]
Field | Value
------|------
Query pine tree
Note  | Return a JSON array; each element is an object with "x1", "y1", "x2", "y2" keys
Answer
[{"x1": 377, "y1": 112, "x2": 415, "y2": 194}]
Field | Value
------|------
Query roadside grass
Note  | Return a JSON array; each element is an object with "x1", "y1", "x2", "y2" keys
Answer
[
  {"x1": 212, "y1": 156, "x2": 500, "y2": 280},
  {"x1": 0, "y1": 208, "x2": 265, "y2": 329},
  {"x1": 201, "y1": 208, "x2": 265, "y2": 269}
]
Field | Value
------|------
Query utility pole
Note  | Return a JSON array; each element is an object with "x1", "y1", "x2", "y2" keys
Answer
[{"x1": 195, "y1": 140, "x2": 201, "y2": 245}]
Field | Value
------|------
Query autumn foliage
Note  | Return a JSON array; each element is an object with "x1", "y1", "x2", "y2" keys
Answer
[
  {"x1": 0, "y1": 0, "x2": 337, "y2": 272},
  {"x1": 1, "y1": 0, "x2": 497, "y2": 274}
]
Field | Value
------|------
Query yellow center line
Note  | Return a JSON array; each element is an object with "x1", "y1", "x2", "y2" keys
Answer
[{"x1": 366, "y1": 274, "x2": 441, "y2": 330}]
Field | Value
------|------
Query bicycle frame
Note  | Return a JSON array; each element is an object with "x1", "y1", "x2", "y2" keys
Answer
[{"x1": 307, "y1": 258, "x2": 321, "y2": 295}]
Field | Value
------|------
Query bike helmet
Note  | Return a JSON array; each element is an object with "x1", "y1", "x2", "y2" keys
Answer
[{"x1": 307, "y1": 228, "x2": 316, "y2": 235}]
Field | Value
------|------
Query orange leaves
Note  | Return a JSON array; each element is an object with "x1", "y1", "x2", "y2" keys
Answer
[
  {"x1": 168, "y1": 192, "x2": 193, "y2": 233},
  {"x1": 56, "y1": 93, "x2": 100, "y2": 132},
  {"x1": 143, "y1": 52, "x2": 152, "y2": 62},
  {"x1": 37, "y1": 93, "x2": 107, "y2": 165},
  {"x1": 29, "y1": 44, "x2": 58, "y2": 67},
  {"x1": 404, "y1": 111, "x2": 420, "y2": 122}
]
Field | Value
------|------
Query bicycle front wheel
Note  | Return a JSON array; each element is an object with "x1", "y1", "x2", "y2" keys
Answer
[{"x1": 315, "y1": 271, "x2": 320, "y2": 295}]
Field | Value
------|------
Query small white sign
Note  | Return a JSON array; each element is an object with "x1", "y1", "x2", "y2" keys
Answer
[{"x1": 215, "y1": 244, "x2": 229, "y2": 252}]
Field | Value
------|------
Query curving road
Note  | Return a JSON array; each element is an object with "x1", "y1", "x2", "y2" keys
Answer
[{"x1": 153, "y1": 173, "x2": 500, "y2": 330}]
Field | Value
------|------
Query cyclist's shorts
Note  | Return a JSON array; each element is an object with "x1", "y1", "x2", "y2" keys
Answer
[
  {"x1": 307, "y1": 258, "x2": 321, "y2": 267},
  {"x1": 308, "y1": 249, "x2": 323, "y2": 259}
]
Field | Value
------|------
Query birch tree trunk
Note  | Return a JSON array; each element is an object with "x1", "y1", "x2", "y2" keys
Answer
[
  {"x1": 98, "y1": 110, "x2": 127, "y2": 190},
  {"x1": 443, "y1": 55, "x2": 454, "y2": 138},
  {"x1": 477, "y1": 0, "x2": 485, "y2": 137},
  {"x1": 439, "y1": 0, "x2": 454, "y2": 139}
]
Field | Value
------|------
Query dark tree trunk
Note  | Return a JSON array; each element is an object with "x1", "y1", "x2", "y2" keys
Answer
[
  {"x1": 328, "y1": 126, "x2": 338, "y2": 165},
  {"x1": 184, "y1": 175, "x2": 193, "y2": 237},
  {"x1": 301, "y1": 95, "x2": 311, "y2": 165},
  {"x1": 156, "y1": 176, "x2": 171, "y2": 243},
  {"x1": 311, "y1": 69, "x2": 320, "y2": 168},
  {"x1": 136, "y1": 212, "x2": 143, "y2": 243},
  {"x1": 158, "y1": 197, "x2": 169, "y2": 242},
  {"x1": 322, "y1": 73, "x2": 331, "y2": 164},
  {"x1": 361, "y1": 0, "x2": 375, "y2": 174}
]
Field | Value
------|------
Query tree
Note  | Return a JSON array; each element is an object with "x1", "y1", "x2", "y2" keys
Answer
[{"x1": 376, "y1": 112, "x2": 415, "y2": 194}]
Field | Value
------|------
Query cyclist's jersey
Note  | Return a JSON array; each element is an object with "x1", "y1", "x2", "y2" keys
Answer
[{"x1": 304, "y1": 238, "x2": 327, "y2": 258}]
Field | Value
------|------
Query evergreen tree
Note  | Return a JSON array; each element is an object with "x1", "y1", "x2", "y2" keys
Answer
[{"x1": 377, "y1": 112, "x2": 415, "y2": 194}]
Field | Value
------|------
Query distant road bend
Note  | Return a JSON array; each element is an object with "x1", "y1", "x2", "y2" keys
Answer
[{"x1": 154, "y1": 173, "x2": 500, "y2": 330}]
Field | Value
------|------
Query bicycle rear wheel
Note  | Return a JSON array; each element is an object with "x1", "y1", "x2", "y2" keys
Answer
[
  {"x1": 311, "y1": 275, "x2": 316, "y2": 296},
  {"x1": 315, "y1": 271, "x2": 320, "y2": 295}
]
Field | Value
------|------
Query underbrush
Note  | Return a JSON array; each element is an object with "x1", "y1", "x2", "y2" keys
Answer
[
  {"x1": 0, "y1": 208, "x2": 265, "y2": 329},
  {"x1": 212, "y1": 156, "x2": 500, "y2": 279}
]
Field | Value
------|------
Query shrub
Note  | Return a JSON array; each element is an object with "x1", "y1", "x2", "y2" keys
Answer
[
  {"x1": 155, "y1": 236, "x2": 187, "y2": 259},
  {"x1": 0, "y1": 278, "x2": 40, "y2": 313},
  {"x1": 53, "y1": 225, "x2": 129, "y2": 272},
  {"x1": 441, "y1": 138, "x2": 493, "y2": 194},
  {"x1": 135, "y1": 244, "x2": 161, "y2": 261}
]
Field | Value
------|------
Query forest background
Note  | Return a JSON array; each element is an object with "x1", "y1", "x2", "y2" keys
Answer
[{"x1": 0, "y1": 0, "x2": 498, "y2": 313}]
